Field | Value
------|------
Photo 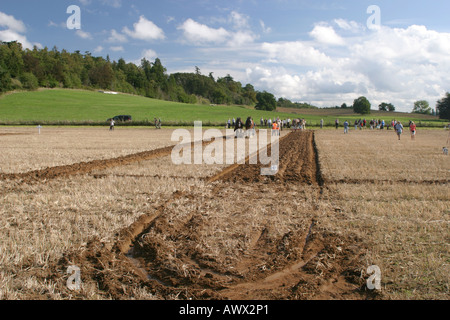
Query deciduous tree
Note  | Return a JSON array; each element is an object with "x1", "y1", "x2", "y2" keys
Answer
[
  {"x1": 436, "y1": 93, "x2": 450, "y2": 120},
  {"x1": 413, "y1": 100, "x2": 431, "y2": 115},
  {"x1": 255, "y1": 91, "x2": 277, "y2": 111},
  {"x1": 353, "y1": 96, "x2": 371, "y2": 115}
]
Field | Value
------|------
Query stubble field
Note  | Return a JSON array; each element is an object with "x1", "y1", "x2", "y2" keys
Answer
[{"x1": 0, "y1": 126, "x2": 448, "y2": 300}]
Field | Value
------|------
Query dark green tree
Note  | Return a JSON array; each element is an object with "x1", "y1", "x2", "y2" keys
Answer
[
  {"x1": 20, "y1": 72, "x2": 39, "y2": 90},
  {"x1": 211, "y1": 88, "x2": 229, "y2": 104},
  {"x1": 150, "y1": 58, "x2": 168, "y2": 89},
  {"x1": 89, "y1": 61, "x2": 114, "y2": 89},
  {"x1": 242, "y1": 84, "x2": 257, "y2": 104},
  {"x1": 255, "y1": 91, "x2": 277, "y2": 111},
  {"x1": 436, "y1": 92, "x2": 450, "y2": 120},
  {"x1": 2, "y1": 41, "x2": 24, "y2": 78},
  {"x1": 0, "y1": 65, "x2": 12, "y2": 92},
  {"x1": 353, "y1": 96, "x2": 371, "y2": 115}
]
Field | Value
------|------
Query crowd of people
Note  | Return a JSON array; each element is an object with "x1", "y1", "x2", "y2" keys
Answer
[
  {"x1": 227, "y1": 116, "x2": 420, "y2": 141},
  {"x1": 227, "y1": 116, "x2": 309, "y2": 138},
  {"x1": 227, "y1": 117, "x2": 307, "y2": 130},
  {"x1": 334, "y1": 118, "x2": 418, "y2": 140}
]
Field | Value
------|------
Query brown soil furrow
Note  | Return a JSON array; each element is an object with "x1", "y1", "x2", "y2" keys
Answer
[
  {"x1": 212, "y1": 130, "x2": 322, "y2": 185},
  {"x1": 206, "y1": 132, "x2": 292, "y2": 183},
  {"x1": 91, "y1": 173, "x2": 206, "y2": 181},
  {"x1": 0, "y1": 139, "x2": 219, "y2": 183},
  {"x1": 0, "y1": 133, "x2": 31, "y2": 136}
]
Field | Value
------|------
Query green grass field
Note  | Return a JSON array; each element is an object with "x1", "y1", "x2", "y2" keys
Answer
[{"x1": 0, "y1": 89, "x2": 446, "y2": 127}]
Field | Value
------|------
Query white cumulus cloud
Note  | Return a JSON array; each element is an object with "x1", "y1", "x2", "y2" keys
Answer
[
  {"x1": 0, "y1": 11, "x2": 41, "y2": 49},
  {"x1": 178, "y1": 18, "x2": 230, "y2": 45},
  {"x1": 123, "y1": 16, "x2": 165, "y2": 41},
  {"x1": 261, "y1": 41, "x2": 332, "y2": 67},
  {"x1": 178, "y1": 11, "x2": 258, "y2": 47},
  {"x1": 309, "y1": 24, "x2": 345, "y2": 46},
  {"x1": 0, "y1": 11, "x2": 26, "y2": 33}
]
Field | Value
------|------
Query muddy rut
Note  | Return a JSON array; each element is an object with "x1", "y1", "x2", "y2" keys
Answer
[{"x1": 17, "y1": 130, "x2": 375, "y2": 300}]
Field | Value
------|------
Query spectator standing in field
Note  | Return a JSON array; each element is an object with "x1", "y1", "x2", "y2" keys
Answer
[
  {"x1": 228, "y1": 118, "x2": 231, "y2": 129},
  {"x1": 110, "y1": 118, "x2": 115, "y2": 131},
  {"x1": 272, "y1": 121, "x2": 278, "y2": 136},
  {"x1": 410, "y1": 121, "x2": 417, "y2": 140},
  {"x1": 344, "y1": 120, "x2": 349, "y2": 134},
  {"x1": 153, "y1": 118, "x2": 161, "y2": 129},
  {"x1": 335, "y1": 119, "x2": 339, "y2": 130},
  {"x1": 394, "y1": 121, "x2": 404, "y2": 140},
  {"x1": 320, "y1": 119, "x2": 324, "y2": 129}
]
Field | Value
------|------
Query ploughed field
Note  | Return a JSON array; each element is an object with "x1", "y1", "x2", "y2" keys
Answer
[{"x1": 0, "y1": 127, "x2": 448, "y2": 300}]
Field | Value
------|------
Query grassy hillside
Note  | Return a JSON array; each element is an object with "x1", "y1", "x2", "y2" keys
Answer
[
  {"x1": 0, "y1": 89, "x2": 295, "y2": 125},
  {"x1": 0, "y1": 89, "x2": 446, "y2": 127}
]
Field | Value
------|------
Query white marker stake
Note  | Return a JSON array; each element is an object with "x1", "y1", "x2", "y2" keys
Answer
[{"x1": 37, "y1": 125, "x2": 42, "y2": 135}]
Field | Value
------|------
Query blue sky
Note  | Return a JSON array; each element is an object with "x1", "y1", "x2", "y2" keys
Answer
[{"x1": 1, "y1": 0, "x2": 450, "y2": 112}]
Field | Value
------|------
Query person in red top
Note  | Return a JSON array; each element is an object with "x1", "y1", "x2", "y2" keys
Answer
[{"x1": 410, "y1": 121, "x2": 417, "y2": 140}]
